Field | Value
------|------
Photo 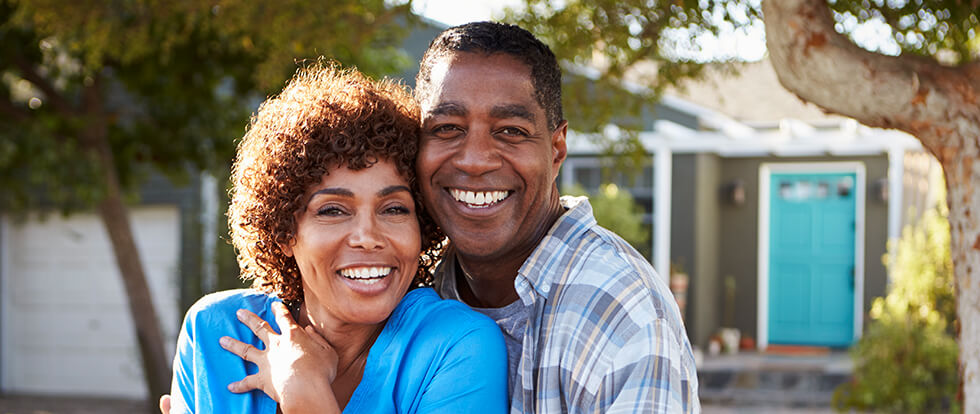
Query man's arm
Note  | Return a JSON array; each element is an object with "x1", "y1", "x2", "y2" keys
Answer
[{"x1": 589, "y1": 319, "x2": 700, "y2": 413}]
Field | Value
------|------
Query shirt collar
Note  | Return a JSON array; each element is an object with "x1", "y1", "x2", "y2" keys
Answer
[{"x1": 516, "y1": 196, "x2": 595, "y2": 301}]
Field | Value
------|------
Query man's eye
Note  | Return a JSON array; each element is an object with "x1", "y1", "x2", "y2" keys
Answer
[
  {"x1": 498, "y1": 127, "x2": 527, "y2": 137},
  {"x1": 431, "y1": 124, "x2": 463, "y2": 136}
]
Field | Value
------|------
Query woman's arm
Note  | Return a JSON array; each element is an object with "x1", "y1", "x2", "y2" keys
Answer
[{"x1": 222, "y1": 302, "x2": 341, "y2": 414}]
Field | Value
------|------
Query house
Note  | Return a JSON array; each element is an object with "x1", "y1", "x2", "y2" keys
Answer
[{"x1": 561, "y1": 60, "x2": 939, "y2": 349}]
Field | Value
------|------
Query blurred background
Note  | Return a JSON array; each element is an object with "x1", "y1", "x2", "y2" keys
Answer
[{"x1": 1, "y1": 0, "x2": 975, "y2": 412}]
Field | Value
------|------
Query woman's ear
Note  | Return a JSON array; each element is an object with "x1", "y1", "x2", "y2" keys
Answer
[{"x1": 279, "y1": 238, "x2": 294, "y2": 257}]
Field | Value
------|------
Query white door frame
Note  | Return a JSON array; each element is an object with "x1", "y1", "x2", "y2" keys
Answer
[{"x1": 757, "y1": 162, "x2": 866, "y2": 349}]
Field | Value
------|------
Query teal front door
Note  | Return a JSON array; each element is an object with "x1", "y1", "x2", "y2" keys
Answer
[{"x1": 768, "y1": 172, "x2": 857, "y2": 347}]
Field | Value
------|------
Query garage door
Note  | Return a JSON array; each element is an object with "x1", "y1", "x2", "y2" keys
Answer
[{"x1": 1, "y1": 206, "x2": 180, "y2": 398}]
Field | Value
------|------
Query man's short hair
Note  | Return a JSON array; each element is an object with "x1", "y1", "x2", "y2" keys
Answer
[{"x1": 416, "y1": 21, "x2": 564, "y2": 131}]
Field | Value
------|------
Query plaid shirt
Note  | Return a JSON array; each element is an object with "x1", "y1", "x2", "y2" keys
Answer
[{"x1": 435, "y1": 196, "x2": 700, "y2": 413}]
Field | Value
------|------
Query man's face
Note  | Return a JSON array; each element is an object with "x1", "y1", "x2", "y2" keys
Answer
[{"x1": 417, "y1": 52, "x2": 567, "y2": 263}]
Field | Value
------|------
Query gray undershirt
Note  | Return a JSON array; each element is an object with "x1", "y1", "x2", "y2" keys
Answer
[{"x1": 438, "y1": 263, "x2": 528, "y2": 396}]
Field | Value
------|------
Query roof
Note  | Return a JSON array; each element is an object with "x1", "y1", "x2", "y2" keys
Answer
[{"x1": 660, "y1": 59, "x2": 849, "y2": 125}]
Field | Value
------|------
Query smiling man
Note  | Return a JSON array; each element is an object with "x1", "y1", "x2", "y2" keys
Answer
[{"x1": 415, "y1": 22, "x2": 700, "y2": 413}]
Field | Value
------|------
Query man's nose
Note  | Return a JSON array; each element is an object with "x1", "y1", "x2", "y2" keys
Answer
[{"x1": 451, "y1": 132, "x2": 502, "y2": 176}]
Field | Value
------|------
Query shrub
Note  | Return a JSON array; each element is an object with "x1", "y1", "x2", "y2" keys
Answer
[{"x1": 833, "y1": 204, "x2": 959, "y2": 413}]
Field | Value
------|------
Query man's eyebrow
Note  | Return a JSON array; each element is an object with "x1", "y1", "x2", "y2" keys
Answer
[
  {"x1": 428, "y1": 102, "x2": 467, "y2": 117},
  {"x1": 489, "y1": 104, "x2": 535, "y2": 123},
  {"x1": 378, "y1": 185, "x2": 411, "y2": 197}
]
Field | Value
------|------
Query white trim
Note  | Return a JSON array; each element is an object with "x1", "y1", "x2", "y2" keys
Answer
[
  {"x1": 757, "y1": 162, "x2": 866, "y2": 349},
  {"x1": 201, "y1": 172, "x2": 218, "y2": 294},
  {"x1": 654, "y1": 148, "x2": 672, "y2": 282},
  {"x1": 565, "y1": 122, "x2": 922, "y2": 158},
  {"x1": 0, "y1": 214, "x2": 9, "y2": 391},
  {"x1": 886, "y1": 147, "x2": 905, "y2": 278},
  {"x1": 757, "y1": 167, "x2": 771, "y2": 350}
]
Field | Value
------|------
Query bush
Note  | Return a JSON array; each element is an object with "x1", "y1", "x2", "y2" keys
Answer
[{"x1": 833, "y1": 204, "x2": 959, "y2": 413}]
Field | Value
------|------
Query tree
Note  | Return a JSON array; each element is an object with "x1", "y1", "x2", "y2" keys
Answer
[
  {"x1": 510, "y1": 0, "x2": 979, "y2": 408},
  {"x1": 0, "y1": 0, "x2": 416, "y2": 404}
]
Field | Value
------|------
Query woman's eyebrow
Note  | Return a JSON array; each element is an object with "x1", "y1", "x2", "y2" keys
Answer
[
  {"x1": 378, "y1": 185, "x2": 411, "y2": 197},
  {"x1": 308, "y1": 187, "x2": 353, "y2": 204}
]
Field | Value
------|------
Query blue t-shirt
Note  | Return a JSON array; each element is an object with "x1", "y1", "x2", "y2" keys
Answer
[{"x1": 170, "y1": 287, "x2": 508, "y2": 413}]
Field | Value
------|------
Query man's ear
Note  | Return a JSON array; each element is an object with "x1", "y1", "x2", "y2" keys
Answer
[{"x1": 551, "y1": 120, "x2": 568, "y2": 176}]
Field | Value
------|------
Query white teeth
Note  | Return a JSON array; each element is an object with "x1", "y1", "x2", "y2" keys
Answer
[
  {"x1": 450, "y1": 189, "x2": 509, "y2": 208},
  {"x1": 340, "y1": 267, "x2": 392, "y2": 280}
]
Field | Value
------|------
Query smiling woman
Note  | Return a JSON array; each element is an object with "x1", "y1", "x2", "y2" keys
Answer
[{"x1": 167, "y1": 62, "x2": 508, "y2": 414}]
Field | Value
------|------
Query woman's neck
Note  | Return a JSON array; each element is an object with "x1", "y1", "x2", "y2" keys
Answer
[{"x1": 296, "y1": 303, "x2": 384, "y2": 374}]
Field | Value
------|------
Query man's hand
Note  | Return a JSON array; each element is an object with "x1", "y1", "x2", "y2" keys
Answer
[{"x1": 221, "y1": 301, "x2": 339, "y2": 411}]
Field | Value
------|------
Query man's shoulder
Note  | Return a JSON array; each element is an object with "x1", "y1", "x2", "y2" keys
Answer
[
  {"x1": 557, "y1": 224, "x2": 662, "y2": 290},
  {"x1": 546, "y1": 226, "x2": 681, "y2": 334}
]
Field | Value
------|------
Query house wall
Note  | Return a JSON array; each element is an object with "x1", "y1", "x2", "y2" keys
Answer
[
  {"x1": 715, "y1": 155, "x2": 890, "y2": 344},
  {"x1": 670, "y1": 154, "x2": 697, "y2": 340},
  {"x1": 692, "y1": 154, "x2": 722, "y2": 348},
  {"x1": 0, "y1": 171, "x2": 212, "y2": 397}
]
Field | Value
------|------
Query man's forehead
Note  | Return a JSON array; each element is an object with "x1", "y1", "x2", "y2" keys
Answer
[{"x1": 420, "y1": 52, "x2": 538, "y2": 112}]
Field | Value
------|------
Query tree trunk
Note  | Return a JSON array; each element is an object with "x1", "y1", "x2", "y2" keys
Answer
[
  {"x1": 97, "y1": 166, "x2": 173, "y2": 403},
  {"x1": 762, "y1": 0, "x2": 980, "y2": 409},
  {"x1": 83, "y1": 81, "x2": 172, "y2": 404}
]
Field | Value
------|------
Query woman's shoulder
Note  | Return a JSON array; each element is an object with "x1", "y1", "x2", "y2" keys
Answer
[
  {"x1": 390, "y1": 288, "x2": 502, "y2": 343},
  {"x1": 183, "y1": 289, "x2": 278, "y2": 328}
]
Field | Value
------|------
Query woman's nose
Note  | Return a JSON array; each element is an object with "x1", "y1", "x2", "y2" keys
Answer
[{"x1": 347, "y1": 215, "x2": 385, "y2": 250}]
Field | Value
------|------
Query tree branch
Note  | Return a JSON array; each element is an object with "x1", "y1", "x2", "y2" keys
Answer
[
  {"x1": 348, "y1": 2, "x2": 413, "y2": 51},
  {"x1": 761, "y1": 0, "x2": 980, "y2": 155},
  {"x1": 12, "y1": 56, "x2": 75, "y2": 116},
  {"x1": 0, "y1": 99, "x2": 30, "y2": 122}
]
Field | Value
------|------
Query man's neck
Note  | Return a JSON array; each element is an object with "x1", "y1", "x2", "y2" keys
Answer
[
  {"x1": 454, "y1": 258, "x2": 520, "y2": 308},
  {"x1": 453, "y1": 197, "x2": 567, "y2": 308}
]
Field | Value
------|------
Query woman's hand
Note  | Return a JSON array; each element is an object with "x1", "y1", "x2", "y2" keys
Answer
[{"x1": 221, "y1": 302, "x2": 341, "y2": 412}]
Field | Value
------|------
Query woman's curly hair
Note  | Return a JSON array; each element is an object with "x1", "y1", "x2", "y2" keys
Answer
[{"x1": 228, "y1": 62, "x2": 443, "y2": 305}]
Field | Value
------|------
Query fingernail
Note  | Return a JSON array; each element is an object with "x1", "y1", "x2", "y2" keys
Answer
[
  {"x1": 220, "y1": 337, "x2": 230, "y2": 347},
  {"x1": 236, "y1": 309, "x2": 246, "y2": 319}
]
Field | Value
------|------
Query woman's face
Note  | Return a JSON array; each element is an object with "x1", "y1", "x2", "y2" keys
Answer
[{"x1": 282, "y1": 160, "x2": 421, "y2": 328}]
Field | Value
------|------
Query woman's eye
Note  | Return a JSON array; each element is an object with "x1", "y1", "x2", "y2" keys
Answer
[
  {"x1": 316, "y1": 206, "x2": 347, "y2": 216},
  {"x1": 383, "y1": 205, "x2": 411, "y2": 215}
]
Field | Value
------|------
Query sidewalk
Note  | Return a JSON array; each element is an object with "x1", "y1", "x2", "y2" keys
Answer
[
  {"x1": 0, "y1": 394, "x2": 149, "y2": 414},
  {"x1": 698, "y1": 350, "x2": 853, "y2": 409}
]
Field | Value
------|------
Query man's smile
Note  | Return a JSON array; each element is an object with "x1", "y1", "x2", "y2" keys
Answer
[{"x1": 448, "y1": 188, "x2": 511, "y2": 209}]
